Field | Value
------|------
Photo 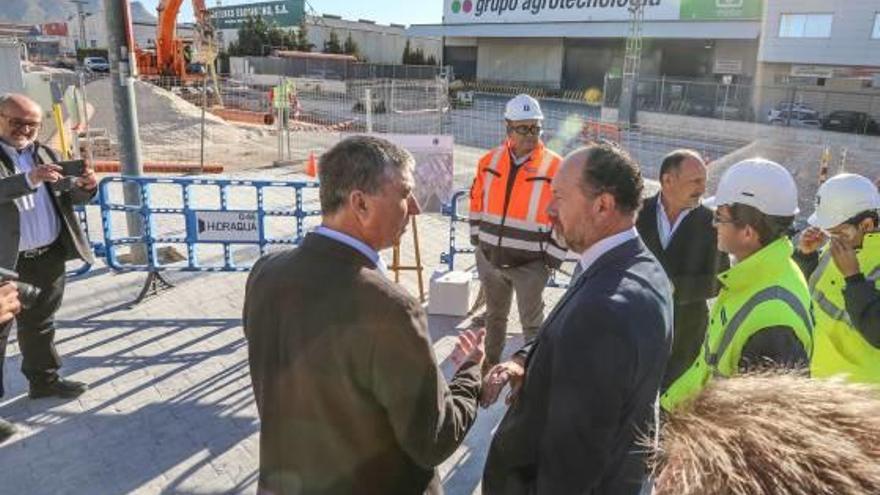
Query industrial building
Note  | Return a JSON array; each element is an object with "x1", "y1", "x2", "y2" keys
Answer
[
  {"x1": 756, "y1": 0, "x2": 880, "y2": 91},
  {"x1": 410, "y1": 0, "x2": 765, "y2": 89},
  {"x1": 210, "y1": 0, "x2": 441, "y2": 65}
]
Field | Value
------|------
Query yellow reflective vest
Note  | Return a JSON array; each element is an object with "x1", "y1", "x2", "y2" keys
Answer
[
  {"x1": 809, "y1": 232, "x2": 880, "y2": 383},
  {"x1": 662, "y1": 238, "x2": 813, "y2": 410}
]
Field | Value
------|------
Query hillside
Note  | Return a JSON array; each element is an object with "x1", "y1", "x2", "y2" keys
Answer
[{"x1": 0, "y1": 1, "x2": 155, "y2": 24}]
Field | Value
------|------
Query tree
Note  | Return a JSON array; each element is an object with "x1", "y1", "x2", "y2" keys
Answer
[
  {"x1": 323, "y1": 30, "x2": 343, "y2": 54},
  {"x1": 402, "y1": 39, "x2": 412, "y2": 64},
  {"x1": 343, "y1": 33, "x2": 359, "y2": 58},
  {"x1": 227, "y1": 15, "x2": 298, "y2": 56},
  {"x1": 295, "y1": 19, "x2": 314, "y2": 52}
]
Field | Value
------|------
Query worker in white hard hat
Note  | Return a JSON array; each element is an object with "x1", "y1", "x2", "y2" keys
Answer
[
  {"x1": 661, "y1": 158, "x2": 813, "y2": 410},
  {"x1": 793, "y1": 173, "x2": 880, "y2": 383},
  {"x1": 468, "y1": 94, "x2": 566, "y2": 373}
]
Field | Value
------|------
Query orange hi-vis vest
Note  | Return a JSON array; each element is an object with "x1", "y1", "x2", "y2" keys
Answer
[{"x1": 469, "y1": 141, "x2": 567, "y2": 269}]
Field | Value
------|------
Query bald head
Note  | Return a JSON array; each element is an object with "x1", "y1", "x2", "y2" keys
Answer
[{"x1": 0, "y1": 93, "x2": 43, "y2": 150}]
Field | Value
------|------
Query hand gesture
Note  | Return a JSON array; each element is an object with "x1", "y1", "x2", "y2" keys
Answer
[
  {"x1": 797, "y1": 227, "x2": 826, "y2": 255},
  {"x1": 0, "y1": 283, "x2": 21, "y2": 325},
  {"x1": 830, "y1": 237, "x2": 861, "y2": 278},
  {"x1": 480, "y1": 359, "x2": 526, "y2": 408},
  {"x1": 450, "y1": 328, "x2": 485, "y2": 371},
  {"x1": 75, "y1": 165, "x2": 98, "y2": 191},
  {"x1": 27, "y1": 163, "x2": 63, "y2": 185}
]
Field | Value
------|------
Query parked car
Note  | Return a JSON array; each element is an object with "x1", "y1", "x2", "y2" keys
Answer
[
  {"x1": 768, "y1": 109, "x2": 821, "y2": 128},
  {"x1": 83, "y1": 56, "x2": 110, "y2": 73},
  {"x1": 821, "y1": 111, "x2": 880, "y2": 136}
]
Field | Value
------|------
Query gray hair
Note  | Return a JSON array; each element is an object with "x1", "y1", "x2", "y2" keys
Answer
[{"x1": 318, "y1": 135, "x2": 413, "y2": 215}]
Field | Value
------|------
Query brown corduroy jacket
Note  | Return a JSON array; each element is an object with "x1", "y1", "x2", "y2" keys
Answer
[{"x1": 243, "y1": 233, "x2": 481, "y2": 495}]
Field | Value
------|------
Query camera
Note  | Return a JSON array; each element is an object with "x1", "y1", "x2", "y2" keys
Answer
[{"x1": 0, "y1": 267, "x2": 41, "y2": 309}]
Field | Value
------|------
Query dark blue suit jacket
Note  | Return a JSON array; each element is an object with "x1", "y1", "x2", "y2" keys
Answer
[{"x1": 483, "y1": 237, "x2": 674, "y2": 495}]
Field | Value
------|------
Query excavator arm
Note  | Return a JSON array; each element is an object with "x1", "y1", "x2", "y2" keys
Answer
[{"x1": 154, "y1": 0, "x2": 212, "y2": 77}]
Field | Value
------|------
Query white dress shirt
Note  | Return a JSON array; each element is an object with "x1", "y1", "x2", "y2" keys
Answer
[
  {"x1": 313, "y1": 225, "x2": 388, "y2": 274},
  {"x1": 0, "y1": 140, "x2": 61, "y2": 252},
  {"x1": 578, "y1": 227, "x2": 639, "y2": 275},
  {"x1": 656, "y1": 193, "x2": 695, "y2": 250}
]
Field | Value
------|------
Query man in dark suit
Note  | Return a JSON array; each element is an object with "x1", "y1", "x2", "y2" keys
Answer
[
  {"x1": 636, "y1": 150, "x2": 729, "y2": 390},
  {"x1": 0, "y1": 93, "x2": 95, "y2": 443},
  {"x1": 481, "y1": 144, "x2": 674, "y2": 494},
  {"x1": 243, "y1": 136, "x2": 485, "y2": 495}
]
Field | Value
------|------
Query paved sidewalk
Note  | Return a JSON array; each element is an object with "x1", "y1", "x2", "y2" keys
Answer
[{"x1": 0, "y1": 181, "x2": 569, "y2": 495}]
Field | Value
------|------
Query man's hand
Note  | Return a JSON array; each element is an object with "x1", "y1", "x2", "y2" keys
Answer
[
  {"x1": 450, "y1": 328, "x2": 486, "y2": 371},
  {"x1": 480, "y1": 359, "x2": 526, "y2": 408},
  {"x1": 797, "y1": 227, "x2": 827, "y2": 255},
  {"x1": 830, "y1": 237, "x2": 861, "y2": 278},
  {"x1": 0, "y1": 282, "x2": 21, "y2": 325},
  {"x1": 75, "y1": 166, "x2": 98, "y2": 191},
  {"x1": 27, "y1": 163, "x2": 63, "y2": 186}
]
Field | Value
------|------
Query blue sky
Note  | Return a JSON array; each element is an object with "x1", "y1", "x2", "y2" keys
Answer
[{"x1": 138, "y1": 0, "x2": 442, "y2": 26}]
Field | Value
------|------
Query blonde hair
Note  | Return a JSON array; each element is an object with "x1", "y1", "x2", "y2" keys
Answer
[{"x1": 651, "y1": 372, "x2": 880, "y2": 495}]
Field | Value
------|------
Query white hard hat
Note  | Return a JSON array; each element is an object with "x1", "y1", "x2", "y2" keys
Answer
[
  {"x1": 704, "y1": 158, "x2": 799, "y2": 216},
  {"x1": 504, "y1": 94, "x2": 544, "y2": 121},
  {"x1": 808, "y1": 173, "x2": 880, "y2": 229}
]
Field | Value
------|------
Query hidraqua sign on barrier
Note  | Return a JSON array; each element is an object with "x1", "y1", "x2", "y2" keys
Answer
[{"x1": 189, "y1": 211, "x2": 261, "y2": 243}]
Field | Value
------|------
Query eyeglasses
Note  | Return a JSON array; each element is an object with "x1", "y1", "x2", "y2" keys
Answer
[
  {"x1": 712, "y1": 210, "x2": 737, "y2": 225},
  {"x1": 508, "y1": 124, "x2": 542, "y2": 136},
  {"x1": 0, "y1": 113, "x2": 41, "y2": 130}
]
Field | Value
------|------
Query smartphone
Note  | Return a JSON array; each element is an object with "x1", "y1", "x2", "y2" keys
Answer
[{"x1": 58, "y1": 159, "x2": 86, "y2": 177}]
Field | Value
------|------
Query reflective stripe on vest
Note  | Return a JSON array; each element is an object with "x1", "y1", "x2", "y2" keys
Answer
[
  {"x1": 476, "y1": 212, "x2": 549, "y2": 233},
  {"x1": 808, "y1": 251, "x2": 834, "y2": 292},
  {"x1": 477, "y1": 231, "x2": 544, "y2": 253},
  {"x1": 707, "y1": 285, "x2": 814, "y2": 368},
  {"x1": 525, "y1": 151, "x2": 556, "y2": 223},
  {"x1": 481, "y1": 147, "x2": 505, "y2": 212},
  {"x1": 811, "y1": 251, "x2": 880, "y2": 325}
]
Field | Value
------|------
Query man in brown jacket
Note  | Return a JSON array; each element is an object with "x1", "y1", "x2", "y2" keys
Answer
[{"x1": 243, "y1": 135, "x2": 485, "y2": 495}]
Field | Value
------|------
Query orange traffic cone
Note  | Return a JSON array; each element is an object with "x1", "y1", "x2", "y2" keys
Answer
[{"x1": 306, "y1": 151, "x2": 318, "y2": 178}]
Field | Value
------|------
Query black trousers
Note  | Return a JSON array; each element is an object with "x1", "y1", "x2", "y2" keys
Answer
[{"x1": 0, "y1": 239, "x2": 66, "y2": 397}]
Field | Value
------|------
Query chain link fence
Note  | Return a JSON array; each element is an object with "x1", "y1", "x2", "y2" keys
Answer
[{"x1": 604, "y1": 75, "x2": 880, "y2": 133}]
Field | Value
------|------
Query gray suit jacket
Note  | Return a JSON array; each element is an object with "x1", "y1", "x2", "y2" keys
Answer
[{"x1": 0, "y1": 142, "x2": 95, "y2": 270}]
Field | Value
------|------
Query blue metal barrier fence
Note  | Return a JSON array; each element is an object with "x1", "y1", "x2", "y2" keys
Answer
[{"x1": 99, "y1": 176, "x2": 321, "y2": 273}]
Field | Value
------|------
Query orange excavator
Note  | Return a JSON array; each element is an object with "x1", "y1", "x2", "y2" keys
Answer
[{"x1": 135, "y1": 0, "x2": 217, "y2": 80}]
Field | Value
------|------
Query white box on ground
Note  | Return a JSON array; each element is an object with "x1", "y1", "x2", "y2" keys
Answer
[{"x1": 428, "y1": 269, "x2": 473, "y2": 316}]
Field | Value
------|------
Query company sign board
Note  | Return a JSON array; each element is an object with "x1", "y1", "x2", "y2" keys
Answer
[
  {"x1": 444, "y1": 0, "x2": 763, "y2": 23},
  {"x1": 680, "y1": 0, "x2": 763, "y2": 20},
  {"x1": 188, "y1": 211, "x2": 261, "y2": 243},
  {"x1": 209, "y1": 0, "x2": 304, "y2": 30}
]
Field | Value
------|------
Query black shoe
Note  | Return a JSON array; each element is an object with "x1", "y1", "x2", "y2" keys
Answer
[
  {"x1": 0, "y1": 418, "x2": 16, "y2": 445},
  {"x1": 29, "y1": 378, "x2": 89, "y2": 399}
]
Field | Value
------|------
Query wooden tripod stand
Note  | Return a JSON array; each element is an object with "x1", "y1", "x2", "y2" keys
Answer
[{"x1": 391, "y1": 216, "x2": 426, "y2": 302}]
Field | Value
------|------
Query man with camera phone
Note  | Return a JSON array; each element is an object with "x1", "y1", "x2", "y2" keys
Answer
[{"x1": 0, "y1": 93, "x2": 97, "y2": 443}]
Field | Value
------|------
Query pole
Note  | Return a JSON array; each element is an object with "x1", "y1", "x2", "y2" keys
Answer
[
  {"x1": 200, "y1": 74, "x2": 207, "y2": 171},
  {"x1": 103, "y1": 0, "x2": 146, "y2": 261}
]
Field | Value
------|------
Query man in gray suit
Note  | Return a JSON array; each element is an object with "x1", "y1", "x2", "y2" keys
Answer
[
  {"x1": 0, "y1": 93, "x2": 96, "y2": 444},
  {"x1": 243, "y1": 136, "x2": 485, "y2": 494}
]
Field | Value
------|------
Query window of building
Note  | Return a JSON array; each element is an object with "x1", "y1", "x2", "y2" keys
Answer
[
  {"x1": 873, "y1": 13, "x2": 880, "y2": 39},
  {"x1": 779, "y1": 14, "x2": 833, "y2": 38}
]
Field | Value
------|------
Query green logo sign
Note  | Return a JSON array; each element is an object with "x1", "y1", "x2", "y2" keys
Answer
[
  {"x1": 209, "y1": 0, "x2": 304, "y2": 29},
  {"x1": 680, "y1": 0, "x2": 763, "y2": 20}
]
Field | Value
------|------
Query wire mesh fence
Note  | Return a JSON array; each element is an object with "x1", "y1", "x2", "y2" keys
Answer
[{"x1": 604, "y1": 75, "x2": 880, "y2": 133}]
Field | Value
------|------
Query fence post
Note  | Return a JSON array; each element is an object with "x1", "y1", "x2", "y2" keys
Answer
[
  {"x1": 365, "y1": 88, "x2": 373, "y2": 133},
  {"x1": 659, "y1": 75, "x2": 665, "y2": 112},
  {"x1": 200, "y1": 73, "x2": 207, "y2": 171}
]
